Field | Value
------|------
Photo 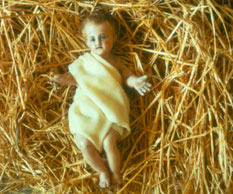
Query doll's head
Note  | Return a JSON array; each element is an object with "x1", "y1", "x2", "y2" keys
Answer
[{"x1": 81, "y1": 10, "x2": 118, "y2": 58}]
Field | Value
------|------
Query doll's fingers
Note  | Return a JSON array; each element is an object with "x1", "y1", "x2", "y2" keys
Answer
[
  {"x1": 139, "y1": 82, "x2": 151, "y2": 92},
  {"x1": 136, "y1": 88, "x2": 144, "y2": 96},
  {"x1": 50, "y1": 72, "x2": 58, "y2": 82},
  {"x1": 139, "y1": 90, "x2": 144, "y2": 96},
  {"x1": 53, "y1": 75, "x2": 59, "y2": 80},
  {"x1": 144, "y1": 86, "x2": 150, "y2": 92},
  {"x1": 53, "y1": 75, "x2": 63, "y2": 83},
  {"x1": 50, "y1": 72, "x2": 55, "y2": 77},
  {"x1": 136, "y1": 75, "x2": 148, "y2": 83},
  {"x1": 141, "y1": 87, "x2": 147, "y2": 93},
  {"x1": 48, "y1": 74, "x2": 55, "y2": 85},
  {"x1": 145, "y1": 82, "x2": 151, "y2": 87},
  {"x1": 49, "y1": 72, "x2": 57, "y2": 82},
  {"x1": 145, "y1": 83, "x2": 151, "y2": 90}
]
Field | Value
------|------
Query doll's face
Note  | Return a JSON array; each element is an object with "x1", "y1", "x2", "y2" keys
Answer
[{"x1": 84, "y1": 21, "x2": 116, "y2": 58}]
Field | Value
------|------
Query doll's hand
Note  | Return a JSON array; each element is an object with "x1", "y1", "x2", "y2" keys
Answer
[
  {"x1": 50, "y1": 72, "x2": 76, "y2": 86},
  {"x1": 50, "y1": 72, "x2": 64, "y2": 85},
  {"x1": 134, "y1": 75, "x2": 151, "y2": 96}
]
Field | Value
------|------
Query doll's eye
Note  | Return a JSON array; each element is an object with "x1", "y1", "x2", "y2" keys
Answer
[
  {"x1": 100, "y1": 35, "x2": 106, "y2": 40},
  {"x1": 90, "y1": 37, "x2": 95, "y2": 42}
]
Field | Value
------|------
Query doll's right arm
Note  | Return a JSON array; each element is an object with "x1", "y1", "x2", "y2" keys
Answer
[{"x1": 51, "y1": 72, "x2": 77, "y2": 86}]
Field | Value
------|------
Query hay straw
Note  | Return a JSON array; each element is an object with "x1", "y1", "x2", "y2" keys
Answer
[{"x1": 1, "y1": 0, "x2": 233, "y2": 193}]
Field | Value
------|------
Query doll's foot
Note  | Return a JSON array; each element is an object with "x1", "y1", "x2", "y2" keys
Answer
[
  {"x1": 99, "y1": 172, "x2": 110, "y2": 188},
  {"x1": 112, "y1": 172, "x2": 122, "y2": 186}
]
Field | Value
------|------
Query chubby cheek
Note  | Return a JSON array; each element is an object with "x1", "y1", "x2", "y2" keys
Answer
[
  {"x1": 86, "y1": 41, "x2": 95, "y2": 51},
  {"x1": 103, "y1": 40, "x2": 113, "y2": 50}
]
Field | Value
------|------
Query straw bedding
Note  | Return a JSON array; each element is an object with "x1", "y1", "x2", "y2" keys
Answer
[{"x1": 0, "y1": 0, "x2": 232, "y2": 193}]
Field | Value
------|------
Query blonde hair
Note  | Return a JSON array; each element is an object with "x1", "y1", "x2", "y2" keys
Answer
[{"x1": 81, "y1": 9, "x2": 119, "y2": 38}]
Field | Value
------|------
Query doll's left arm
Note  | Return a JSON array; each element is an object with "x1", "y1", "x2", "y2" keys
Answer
[
  {"x1": 119, "y1": 63, "x2": 151, "y2": 96},
  {"x1": 126, "y1": 75, "x2": 151, "y2": 96}
]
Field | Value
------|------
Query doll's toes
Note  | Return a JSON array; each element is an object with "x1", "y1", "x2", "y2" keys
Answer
[
  {"x1": 112, "y1": 172, "x2": 122, "y2": 186},
  {"x1": 99, "y1": 172, "x2": 110, "y2": 188}
]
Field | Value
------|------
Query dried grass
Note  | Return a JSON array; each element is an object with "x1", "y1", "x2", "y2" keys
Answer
[{"x1": 1, "y1": 0, "x2": 233, "y2": 193}]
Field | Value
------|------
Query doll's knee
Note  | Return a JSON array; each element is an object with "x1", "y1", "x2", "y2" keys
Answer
[
  {"x1": 77, "y1": 138, "x2": 93, "y2": 151},
  {"x1": 74, "y1": 133, "x2": 94, "y2": 151},
  {"x1": 103, "y1": 132, "x2": 118, "y2": 150},
  {"x1": 103, "y1": 136, "x2": 112, "y2": 150}
]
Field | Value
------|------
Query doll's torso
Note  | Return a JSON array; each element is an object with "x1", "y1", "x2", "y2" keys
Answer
[{"x1": 103, "y1": 54, "x2": 123, "y2": 84}]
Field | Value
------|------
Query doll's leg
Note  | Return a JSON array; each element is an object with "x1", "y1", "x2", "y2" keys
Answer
[
  {"x1": 74, "y1": 134, "x2": 110, "y2": 188},
  {"x1": 103, "y1": 129, "x2": 122, "y2": 185}
]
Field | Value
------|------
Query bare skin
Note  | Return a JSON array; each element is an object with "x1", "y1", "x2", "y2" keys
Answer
[
  {"x1": 103, "y1": 129, "x2": 122, "y2": 185},
  {"x1": 51, "y1": 21, "x2": 151, "y2": 188},
  {"x1": 74, "y1": 129, "x2": 121, "y2": 188},
  {"x1": 51, "y1": 57, "x2": 150, "y2": 188},
  {"x1": 51, "y1": 72, "x2": 76, "y2": 86}
]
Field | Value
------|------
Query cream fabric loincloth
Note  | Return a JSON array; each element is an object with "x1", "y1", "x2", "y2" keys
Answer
[
  {"x1": 68, "y1": 52, "x2": 130, "y2": 152},
  {"x1": 73, "y1": 123, "x2": 123, "y2": 151}
]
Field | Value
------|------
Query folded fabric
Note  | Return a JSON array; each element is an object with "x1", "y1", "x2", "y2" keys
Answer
[{"x1": 68, "y1": 52, "x2": 130, "y2": 152}]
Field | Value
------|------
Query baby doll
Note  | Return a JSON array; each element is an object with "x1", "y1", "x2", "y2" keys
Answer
[{"x1": 52, "y1": 10, "x2": 151, "y2": 188}]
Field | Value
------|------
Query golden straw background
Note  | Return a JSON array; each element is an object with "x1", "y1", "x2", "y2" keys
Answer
[{"x1": 1, "y1": 0, "x2": 233, "y2": 193}]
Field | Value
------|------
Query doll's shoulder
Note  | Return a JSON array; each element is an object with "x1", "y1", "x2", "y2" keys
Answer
[{"x1": 111, "y1": 54, "x2": 126, "y2": 72}]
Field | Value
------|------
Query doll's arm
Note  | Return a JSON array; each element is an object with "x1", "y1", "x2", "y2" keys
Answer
[
  {"x1": 51, "y1": 72, "x2": 77, "y2": 86},
  {"x1": 126, "y1": 75, "x2": 151, "y2": 96},
  {"x1": 119, "y1": 63, "x2": 151, "y2": 96}
]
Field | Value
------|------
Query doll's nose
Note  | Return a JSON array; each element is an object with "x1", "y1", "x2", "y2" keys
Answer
[{"x1": 96, "y1": 38, "x2": 101, "y2": 46}]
